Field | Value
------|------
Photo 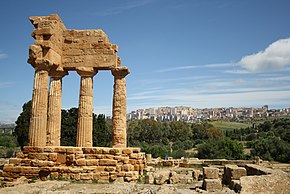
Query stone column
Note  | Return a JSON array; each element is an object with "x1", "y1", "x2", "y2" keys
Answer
[
  {"x1": 111, "y1": 67, "x2": 130, "y2": 148},
  {"x1": 46, "y1": 70, "x2": 68, "y2": 146},
  {"x1": 76, "y1": 68, "x2": 97, "y2": 147},
  {"x1": 29, "y1": 68, "x2": 49, "y2": 146}
]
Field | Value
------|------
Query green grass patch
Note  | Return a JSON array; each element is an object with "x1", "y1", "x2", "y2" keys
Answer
[{"x1": 210, "y1": 121, "x2": 250, "y2": 131}]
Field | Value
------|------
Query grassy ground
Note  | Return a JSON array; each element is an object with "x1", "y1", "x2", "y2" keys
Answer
[{"x1": 210, "y1": 120, "x2": 250, "y2": 131}]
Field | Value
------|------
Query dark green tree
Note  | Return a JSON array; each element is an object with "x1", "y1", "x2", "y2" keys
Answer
[
  {"x1": 60, "y1": 108, "x2": 78, "y2": 146},
  {"x1": 14, "y1": 100, "x2": 32, "y2": 149},
  {"x1": 93, "y1": 114, "x2": 111, "y2": 147},
  {"x1": 197, "y1": 138, "x2": 244, "y2": 159}
]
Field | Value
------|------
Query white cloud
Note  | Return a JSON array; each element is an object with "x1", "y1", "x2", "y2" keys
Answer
[
  {"x1": 99, "y1": 0, "x2": 155, "y2": 16},
  {"x1": 239, "y1": 38, "x2": 290, "y2": 72},
  {"x1": 156, "y1": 63, "x2": 233, "y2": 73},
  {"x1": 0, "y1": 52, "x2": 8, "y2": 59},
  {"x1": 0, "y1": 82, "x2": 14, "y2": 88}
]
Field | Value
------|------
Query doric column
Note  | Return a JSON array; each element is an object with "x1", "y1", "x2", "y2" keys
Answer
[
  {"x1": 111, "y1": 67, "x2": 130, "y2": 148},
  {"x1": 76, "y1": 68, "x2": 97, "y2": 147},
  {"x1": 46, "y1": 70, "x2": 68, "y2": 146},
  {"x1": 29, "y1": 68, "x2": 49, "y2": 146}
]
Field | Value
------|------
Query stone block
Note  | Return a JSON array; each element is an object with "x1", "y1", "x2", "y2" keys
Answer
[
  {"x1": 28, "y1": 153, "x2": 48, "y2": 160},
  {"x1": 20, "y1": 159, "x2": 31, "y2": 166},
  {"x1": 110, "y1": 148, "x2": 121, "y2": 155},
  {"x1": 202, "y1": 179, "x2": 222, "y2": 192},
  {"x1": 86, "y1": 159, "x2": 99, "y2": 166},
  {"x1": 103, "y1": 154, "x2": 114, "y2": 159},
  {"x1": 99, "y1": 159, "x2": 117, "y2": 166},
  {"x1": 129, "y1": 159, "x2": 136, "y2": 165},
  {"x1": 3, "y1": 165, "x2": 21, "y2": 173},
  {"x1": 130, "y1": 153, "x2": 141, "y2": 159},
  {"x1": 117, "y1": 171, "x2": 126, "y2": 177},
  {"x1": 48, "y1": 153, "x2": 57, "y2": 161},
  {"x1": 69, "y1": 167, "x2": 83, "y2": 173},
  {"x1": 95, "y1": 166, "x2": 106, "y2": 172},
  {"x1": 101, "y1": 148, "x2": 110, "y2": 154},
  {"x1": 70, "y1": 173, "x2": 80, "y2": 180},
  {"x1": 203, "y1": 167, "x2": 219, "y2": 179},
  {"x1": 66, "y1": 154, "x2": 75, "y2": 165},
  {"x1": 16, "y1": 152, "x2": 25, "y2": 158},
  {"x1": 21, "y1": 167, "x2": 40, "y2": 175},
  {"x1": 56, "y1": 153, "x2": 66, "y2": 164},
  {"x1": 105, "y1": 166, "x2": 116, "y2": 172},
  {"x1": 122, "y1": 148, "x2": 133, "y2": 154},
  {"x1": 80, "y1": 173, "x2": 93, "y2": 180},
  {"x1": 75, "y1": 159, "x2": 86, "y2": 166},
  {"x1": 94, "y1": 148, "x2": 103, "y2": 154},
  {"x1": 120, "y1": 156, "x2": 129, "y2": 164},
  {"x1": 122, "y1": 164, "x2": 134, "y2": 171},
  {"x1": 85, "y1": 154, "x2": 98, "y2": 159},
  {"x1": 82, "y1": 147, "x2": 95, "y2": 154},
  {"x1": 92, "y1": 172, "x2": 101, "y2": 180},
  {"x1": 9, "y1": 158, "x2": 22, "y2": 165},
  {"x1": 66, "y1": 147, "x2": 82, "y2": 154},
  {"x1": 23, "y1": 146, "x2": 44, "y2": 153},
  {"x1": 43, "y1": 147, "x2": 55, "y2": 153},
  {"x1": 54, "y1": 147, "x2": 67, "y2": 153},
  {"x1": 223, "y1": 165, "x2": 247, "y2": 185},
  {"x1": 75, "y1": 154, "x2": 85, "y2": 159}
]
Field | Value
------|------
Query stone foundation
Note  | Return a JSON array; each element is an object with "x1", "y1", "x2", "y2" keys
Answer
[{"x1": 3, "y1": 146, "x2": 146, "y2": 182}]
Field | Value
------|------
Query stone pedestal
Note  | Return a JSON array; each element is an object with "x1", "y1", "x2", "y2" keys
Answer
[
  {"x1": 111, "y1": 67, "x2": 129, "y2": 148},
  {"x1": 29, "y1": 69, "x2": 49, "y2": 146},
  {"x1": 76, "y1": 68, "x2": 97, "y2": 147},
  {"x1": 47, "y1": 71, "x2": 68, "y2": 146}
]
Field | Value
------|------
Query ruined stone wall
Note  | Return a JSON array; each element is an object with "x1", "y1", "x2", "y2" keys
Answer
[
  {"x1": 4, "y1": 146, "x2": 146, "y2": 183},
  {"x1": 63, "y1": 30, "x2": 118, "y2": 70}
]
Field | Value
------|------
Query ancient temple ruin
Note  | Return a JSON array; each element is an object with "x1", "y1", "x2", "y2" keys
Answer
[
  {"x1": 3, "y1": 14, "x2": 145, "y2": 182},
  {"x1": 28, "y1": 14, "x2": 128, "y2": 148}
]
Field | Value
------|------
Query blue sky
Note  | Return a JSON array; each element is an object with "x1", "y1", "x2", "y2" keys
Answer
[{"x1": 0, "y1": 0, "x2": 290, "y2": 123}]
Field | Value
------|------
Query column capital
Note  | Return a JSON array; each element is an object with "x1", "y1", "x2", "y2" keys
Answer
[
  {"x1": 111, "y1": 66, "x2": 130, "y2": 77},
  {"x1": 76, "y1": 67, "x2": 98, "y2": 77},
  {"x1": 49, "y1": 69, "x2": 68, "y2": 78}
]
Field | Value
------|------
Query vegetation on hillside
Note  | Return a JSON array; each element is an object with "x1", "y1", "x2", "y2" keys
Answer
[{"x1": 12, "y1": 101, "x2": 290, "y2": 163}]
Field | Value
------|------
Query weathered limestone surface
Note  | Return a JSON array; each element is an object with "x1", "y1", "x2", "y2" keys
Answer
[
  {"x1": 76, "y1": 68, "x2": 97, "y2": 147},
  {"x1": 4, "y1": 146, "x2": 146, "y2": 183},
  {"x1": 47, "y1": 71, "x2": 68, "y2": 146},
  {"x1": 112, "y1": 67, "x2": 129, "y2": 148},
  {"x1": 29, "y1": 69, "x2": 49, "y2": 146},
  {"x1": 203, "y1": 167, "x2": 219, "y2": 179},
  {"x1": 62, "y1": 30, "x2": 118, "y2": 70},
  {"x1": 27, "y1": 14, "x2": 130, "y2": 148},
  {"x1": 223, "y1": 164, "x2": 246, "y2": 185},
  {"x1": 240, "y1": 169, "x2": 290, "y2": 194}
]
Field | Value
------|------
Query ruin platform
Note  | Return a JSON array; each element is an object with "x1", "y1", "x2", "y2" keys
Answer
[{"x1": 3, "y1": 146, "x2": 146, "y2": 183}]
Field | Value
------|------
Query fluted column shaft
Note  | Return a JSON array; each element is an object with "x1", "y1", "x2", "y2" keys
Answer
[
  {"x1": 112, "y1": 68, "x2": 129, "y2": 148},
  {"x1": 76, "y1": 68, "x2": 97, "y2": 147},
  {"x1": 29, "y1": 69, "x2": 49, "y2": 146},
  {"x1": 47, "y1": 71, "x2": 67, "y2": 146}
]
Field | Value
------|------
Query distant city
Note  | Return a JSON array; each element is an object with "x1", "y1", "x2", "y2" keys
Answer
[{"x1": 127, "y1": 105, "x2": 290, "y2": 123}]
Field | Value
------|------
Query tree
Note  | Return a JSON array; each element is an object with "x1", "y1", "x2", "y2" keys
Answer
[
  {"x1": 206, "y1": 126, "x2": 223, "y2": 140},
  {"x1": 60, "y1": 108, "x2": 78, "y2": 146},
  {"x1": 197, "y1": 138, "x2": 244, "y2": 160},
  {"x1": 250, "y1": 136, "x2": 290, "y2": 163},
  {"x1": 93, "y1": 114, "x2": 111, "y2": 147},
  {"x1": 14, "y1": 100, "x2": 32, "y2": 149}
]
